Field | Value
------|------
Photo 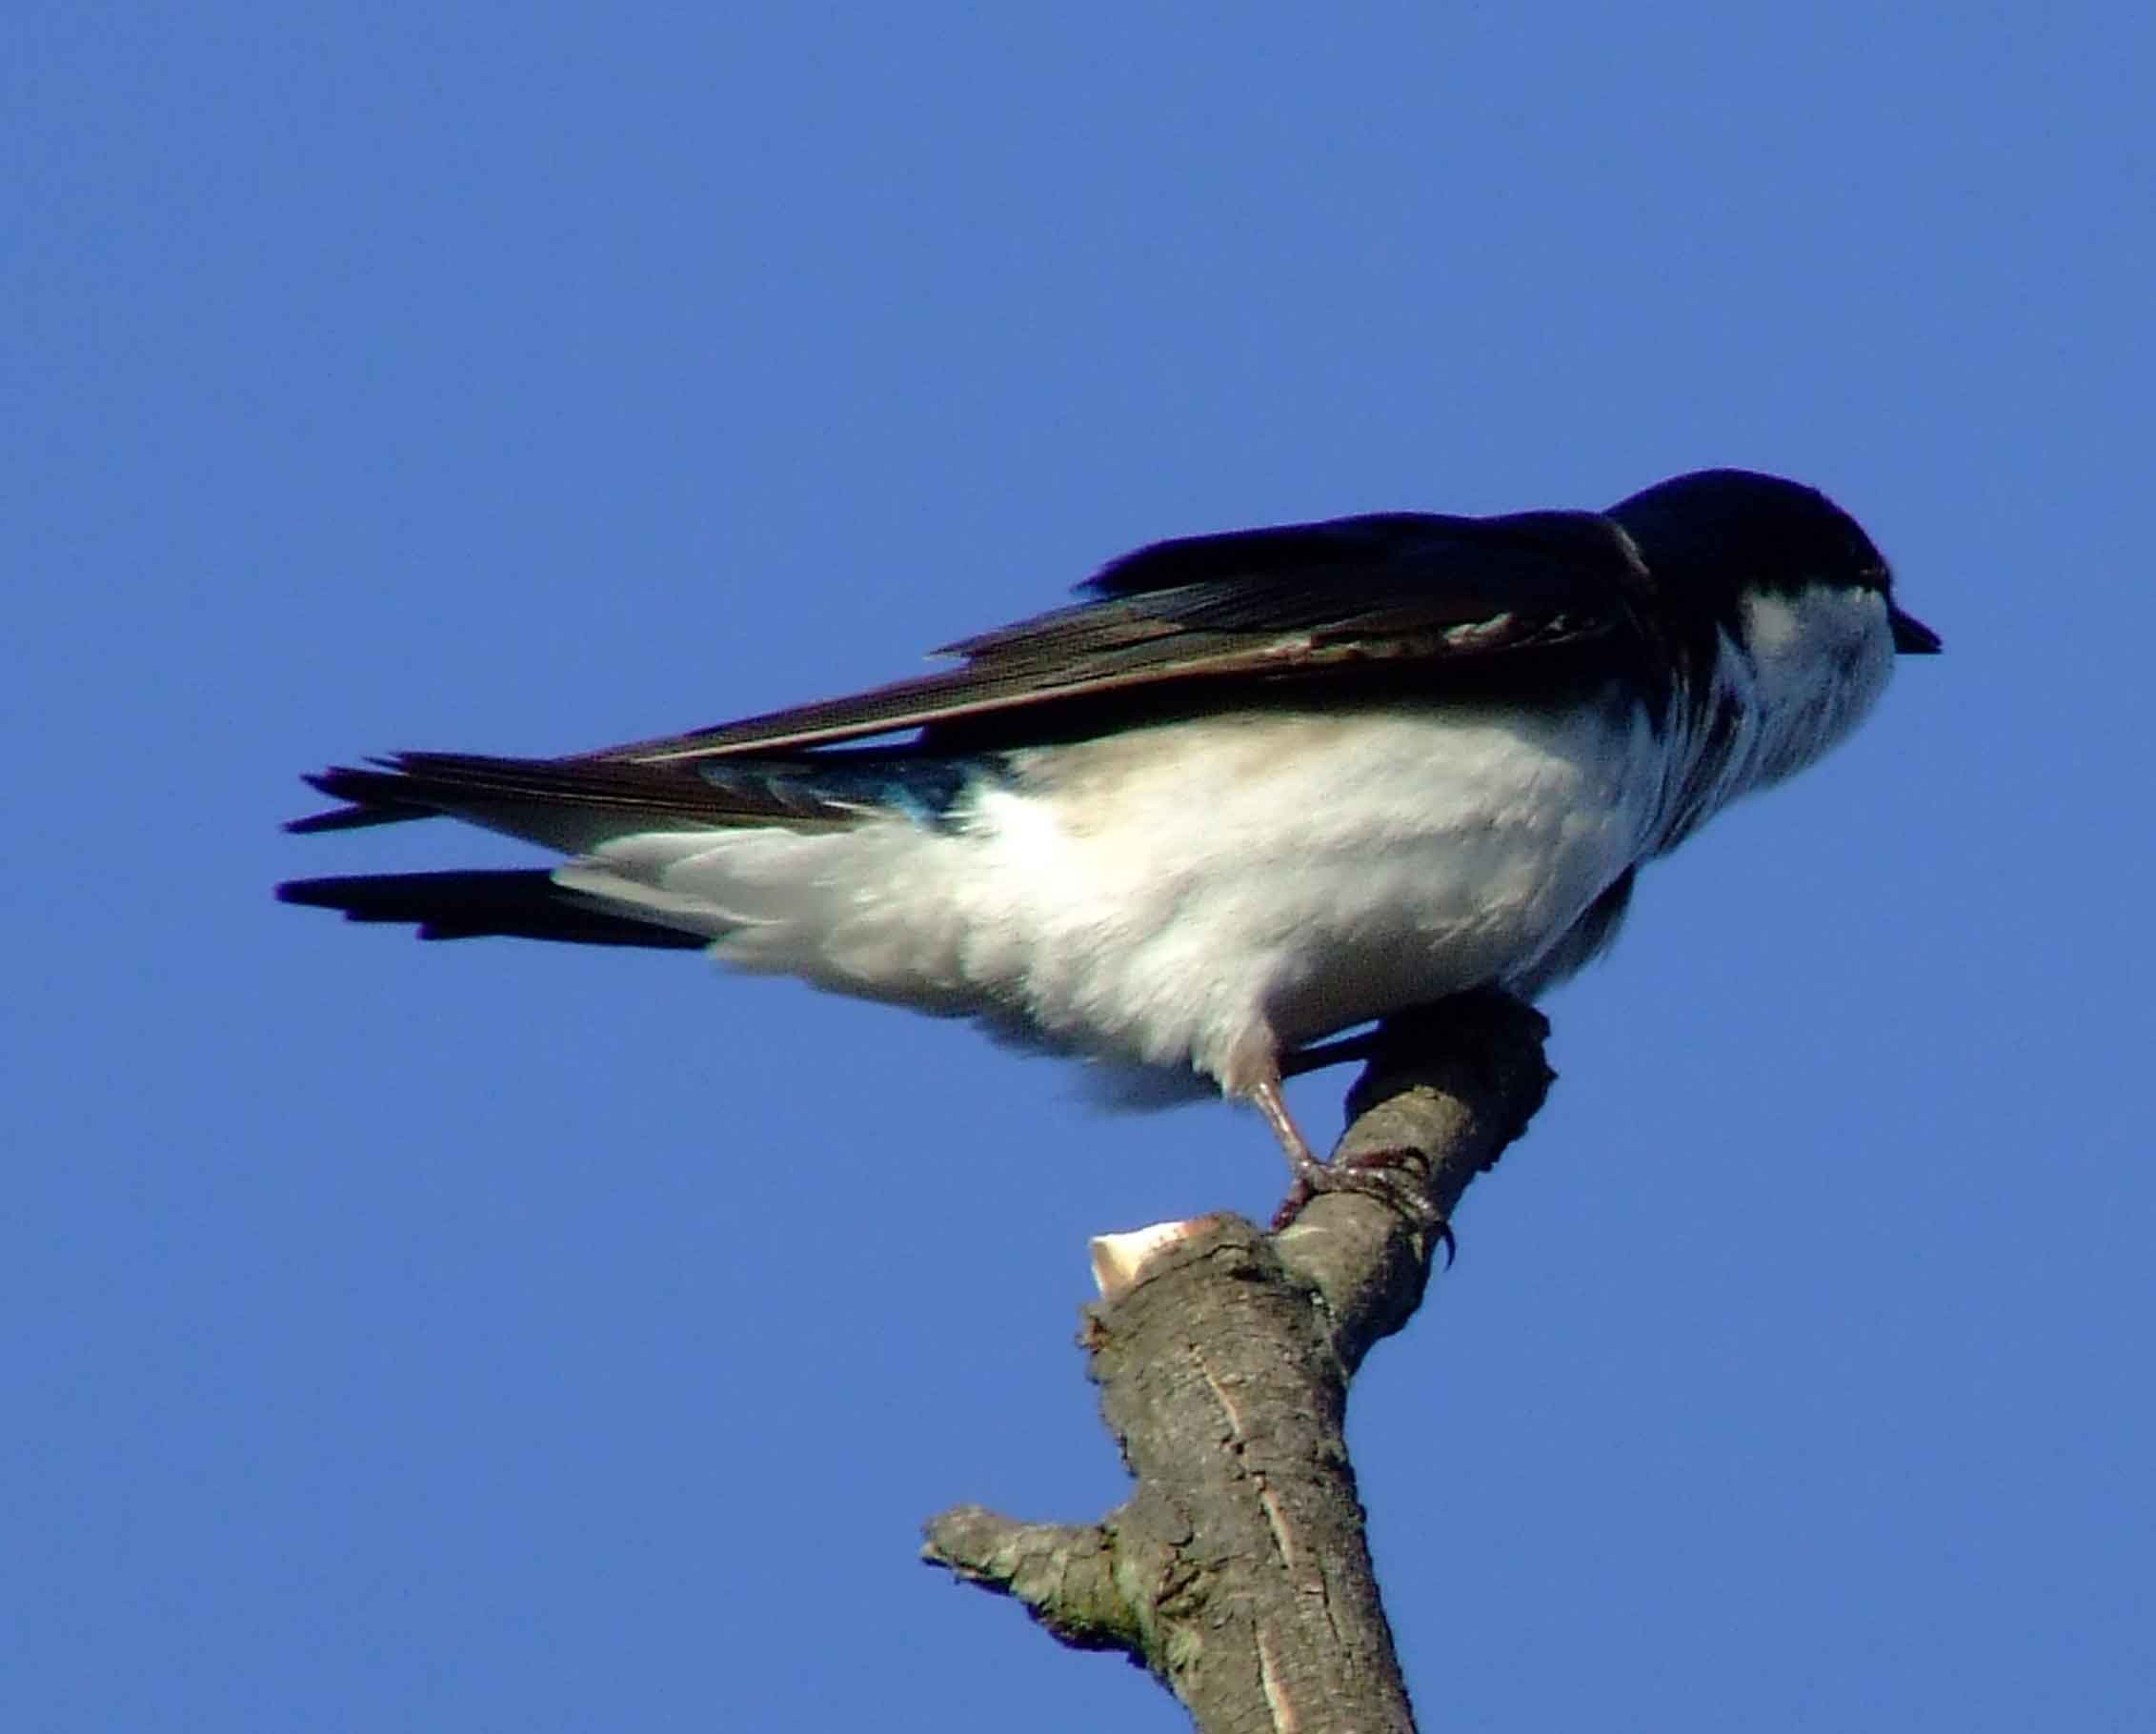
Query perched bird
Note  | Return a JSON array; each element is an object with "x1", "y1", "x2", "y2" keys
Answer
[{"x1": 280, "y1": 468, "x2": 1938, "y2": 1189}]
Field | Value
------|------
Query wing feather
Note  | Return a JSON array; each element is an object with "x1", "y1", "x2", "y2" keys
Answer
[
  {"x1": 584, "y1": 508, "x2": 1649, "y2": 764},
  {"x1": 290, "y1": 506, "x2": 1657, "y2": 830}
]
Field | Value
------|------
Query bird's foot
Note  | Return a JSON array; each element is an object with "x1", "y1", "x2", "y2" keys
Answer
[
  {"x1": 1267, "y1": 1146, "x2": 1458, "y2": 1264},
  {"x1": 1246, "y1": 1063, "x2": 1455, "y2": 1257}
]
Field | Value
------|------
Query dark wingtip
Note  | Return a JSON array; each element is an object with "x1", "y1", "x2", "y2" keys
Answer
[
  {"x1": 284, "y1": 804, "x2": 424, "y2": 835},
  {"x1": 284, "y1": 764, "x2": 434, "y2": 834}
]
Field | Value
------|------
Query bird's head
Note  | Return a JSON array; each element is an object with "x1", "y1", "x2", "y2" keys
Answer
[{"x1": 1609, "y1": 468, "x2": 1941, "y2": 785}]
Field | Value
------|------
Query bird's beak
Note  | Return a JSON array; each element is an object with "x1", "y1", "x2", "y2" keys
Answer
[{"x1": 1889, "y1": 603, "x2": 1942, "y2": 655}]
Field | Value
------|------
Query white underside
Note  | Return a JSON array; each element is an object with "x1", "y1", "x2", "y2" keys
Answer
[
  {"x1": 558, "y1": 702, "x2": 1662, "y2": 1092},
  {"x1": 554, "y1": 586, "x2": 1899, "y2": 1100}
]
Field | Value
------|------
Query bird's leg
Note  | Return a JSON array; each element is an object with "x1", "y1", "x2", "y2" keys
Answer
[
  {"x1": 1224, "y1": 1025, "x2": 1330, "y2": 1191},
  {"x1": 1245, "y1": 1042, "x2": 1454, "y2": 1253},
  {"x1": 1249, "y1": 1072, "x2": 1344, "y2": 1231},
  {"x1": 1249, "y1": 1072, "x2": 1330, "y2": 1193},
  {"x1": 1243, "y1": 1065, "x2": 1413, "y2": 1234}
]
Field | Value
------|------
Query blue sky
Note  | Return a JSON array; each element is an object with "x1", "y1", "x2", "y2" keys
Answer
[{"x1": 9, "y1": 4, "x2": 2150, "y2": 1728}]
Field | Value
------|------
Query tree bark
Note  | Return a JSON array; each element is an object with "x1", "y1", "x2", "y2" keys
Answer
[{"x1": 921, "y1": 991, "x2": 1556, "y2": 1732}]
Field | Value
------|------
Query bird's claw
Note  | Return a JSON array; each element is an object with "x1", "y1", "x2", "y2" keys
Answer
[{"x1": 1268, "y1": 1147, "x2": 1458, "y2": 1265}]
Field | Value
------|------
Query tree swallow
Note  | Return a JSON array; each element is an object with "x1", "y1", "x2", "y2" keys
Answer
[{"x1": 280, "y1": 468, "x2": 1940, "y2": 1189}]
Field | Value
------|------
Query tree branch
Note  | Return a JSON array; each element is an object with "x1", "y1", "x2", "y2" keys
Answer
[{"x1": 922, "y1": 990, "x2": 1556, "y2": 1732}]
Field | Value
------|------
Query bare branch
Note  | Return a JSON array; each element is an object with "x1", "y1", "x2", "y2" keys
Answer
[{"x1": 923, "y1": 991, "x2": 1555, "y2": 1732}]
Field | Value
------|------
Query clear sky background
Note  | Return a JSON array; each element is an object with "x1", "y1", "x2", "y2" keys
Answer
[{"x1": 9, "y1": 5, "x2": 2150, "y2": 1729}]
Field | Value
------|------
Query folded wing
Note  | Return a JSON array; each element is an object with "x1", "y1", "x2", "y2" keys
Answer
[{"x1": 290, "y1": 507, "x2": 1654, "y2": 832}]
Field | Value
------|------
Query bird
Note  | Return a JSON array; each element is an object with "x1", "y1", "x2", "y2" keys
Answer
[{"x1": 279, "y1": 467, "x2": 1939, "y2": 1193}]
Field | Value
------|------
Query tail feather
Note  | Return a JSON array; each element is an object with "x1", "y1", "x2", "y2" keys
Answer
[
  {"x1": 280, "y1": 750, "x2": 990, "y2": 974},
  {"x1": 275, "y1": 870, "x2": 711, "y2": 949}
]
